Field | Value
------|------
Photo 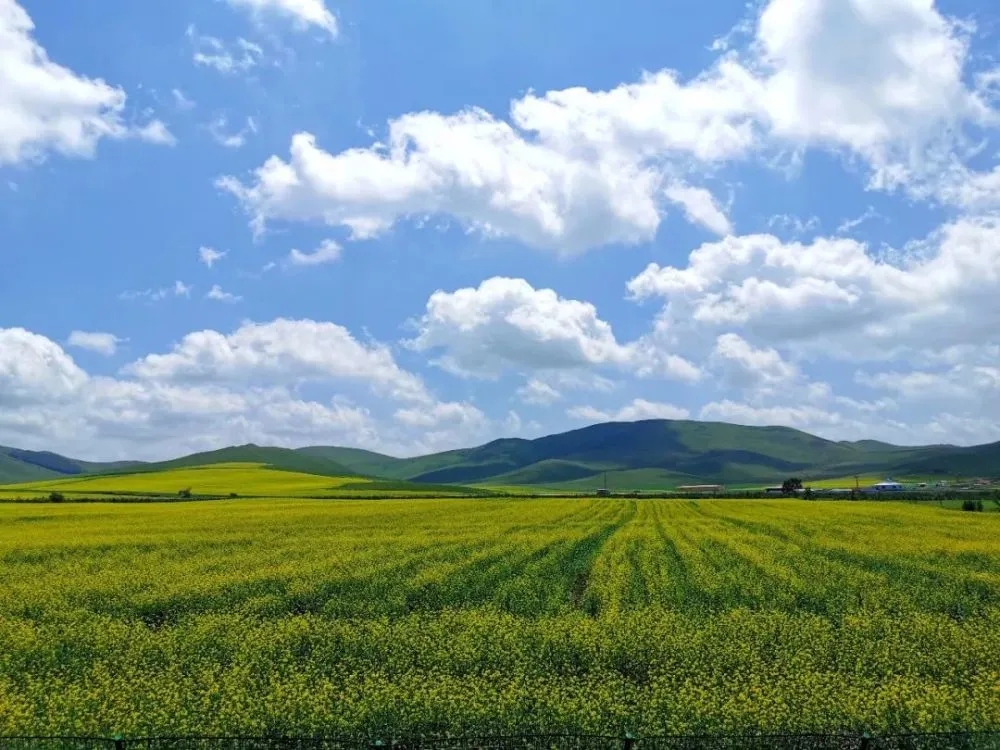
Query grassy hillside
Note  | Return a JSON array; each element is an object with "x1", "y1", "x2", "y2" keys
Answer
[
  {"x1": 485, "y1": 459, "x2": 611, "y2": 486},
  {"x1": 890, "y1": 442, "x2": 1000, "y2": 478},
  {"x1": 4, "y1": 420, "x2": 999, "y2": 491},
  {"x1": 105, "y1": 444, "x2": 356, "y2": 479},
  {"x1": 333, "y1": 420, "x2": 900, "y2": 487},
  {"x1": 1, "y1": 463, "x2": 359, "y2": 497},
  {"x1": 296, "y1": 446, "x2": 404, "y2": 477},
  {"x1": 317, "y1": 420, "x2": 1000, "y2": 489},
  {"x1": 0, "y1": 446, "x2": 143, "y2": 484},
  {"x1": 0, "y1": 452, "x2": 62, "y2": 484}
]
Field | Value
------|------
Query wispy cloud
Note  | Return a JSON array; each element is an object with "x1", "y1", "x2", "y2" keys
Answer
[
  {"x1": 187, "y1": 26, "x2": 263, "y2": 75},
  {"x1": 836, "y1": 206, "x2": 883, "y2": 235},
  {"x1": 207, "y1": 115, "x2": 257, "y2": 149},
  {"x1": 67, "y1": 331, "x2": 122, "y2": 356},
  {"x1": 768, "y1": 214, "x2": 821, "y2": 236},
  {"x1": 199, "y1": 246, "x2": 227, "y2": 268},
  {"x1": 120, "y1": 281, "x2": 191, "y2": 302},
  {"x1": 206, "y1": 284, "x2": 242, "y2": 303},
  {"x1": 287, "y1": 239, "x2": 341, "y2": 266},
  {"x1": 172, "y1": 89, "x2": 196, "y2": 111}
]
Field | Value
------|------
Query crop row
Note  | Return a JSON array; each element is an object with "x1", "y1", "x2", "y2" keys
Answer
[{"x1": 1, "y1": 498, "x2": 998, "y2": 736}]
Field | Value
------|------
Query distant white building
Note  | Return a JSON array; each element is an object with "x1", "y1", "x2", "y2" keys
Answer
[{"x1": 871, "y1": 480, "x2": 903, "y2": 491}]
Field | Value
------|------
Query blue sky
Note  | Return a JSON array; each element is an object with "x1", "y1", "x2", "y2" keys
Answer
[{"x1": 2, "y1": 0, "x2": 1000, "y2": 460}]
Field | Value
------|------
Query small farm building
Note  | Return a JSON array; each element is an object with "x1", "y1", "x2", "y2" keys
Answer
[{"x1": 871, "y1": 480, "x2": 903, "y2": 491}]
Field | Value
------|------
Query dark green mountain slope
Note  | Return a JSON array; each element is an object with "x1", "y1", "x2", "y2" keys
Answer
[
  {"x1": 314, "y1": 420, "x2": 1000, "y2": 487},
  {"x1": 4, "y1": 420, "x2": 998, "y2": 489},
  {"x1": 0, "y1": 451, "x2": 61, "y2": 483},
  {"x1": 889, "y1": 441, "x2": 1000, "y2": 478},
  {"x1": 296, "y1": 446, "x2": 403, "y2": 477},
  {"x1": 372, "y1": 420, "x2": 882, "y2": 485},
  {"x1": 0, "y1": 446, "x2": 141, "y2": 484}
]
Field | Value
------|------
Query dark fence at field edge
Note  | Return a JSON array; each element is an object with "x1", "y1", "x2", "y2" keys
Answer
[{"x1": 3, "y1": 733, "x2": 1000, "y2": 750}]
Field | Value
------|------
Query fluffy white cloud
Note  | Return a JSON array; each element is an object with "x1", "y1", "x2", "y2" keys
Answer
[
  {"x1": 221, "y1": 0, "x2": 997, "y2": 252},
  {"x1": 406, "y1": 277, "x2": 699, "y2": 383},
  {"x1": 225, "y1": 0, "x2": 338, "y2": 35},
  {"x1": 568, "y1": 398, "x2": 690, "y2": 423},
  {"x1": 711, "y1": 333, "x2": 797, "y2": 392},
  {"x1": 408, "y1": 277, "x2": 632, "y2": 375},
  {"x1": 287, "y1": 239, "x2": 341, "y2": 266},
  {"x1": 627, "y1": 216, "x2": 1000, "y2": 362},
  {"x1": 0, "y1": 328, "x2": 87, "y2": 405},
  {"x1": 67, "y1": 331, "x2": 121, "y2": 356},
  {"x1": 695, "y1": 356, "x2": 1000, "y2": 447},
  {"x1": 393, "y1": 401, "x2": 486, "y2": 429},
  {"x1": 206, "y1": 284, "x2": 242, "y2": 303},
  {"x1": 755, "y1": 0, "x2": 991, "y2": 182},
  {"x1": 125, "y1": 318, "x2": 431, "y2": 404},
  {"x1": 857, "y1": 364, "x2": 1000, "y2": 406},
  {"x1": 0, "y1": 0, "x2": 170, "y2": 164},
  {"x1": 0, "y1": 323, "x2": 493, "y2": 460},
  {"x1": 219, "y1": 61, "x2": 758, "y2": 251},
  {"x1": 199, "y1": 247, "x2": 227, "y2": 268}
]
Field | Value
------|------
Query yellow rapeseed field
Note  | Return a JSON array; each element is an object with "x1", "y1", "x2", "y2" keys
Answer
[
  {"x1": 0, "y1": 462, "x2": 366, "y2": 497},
  {"x1": 1, "y1": 497, "x2": 998, "y2": 737}
]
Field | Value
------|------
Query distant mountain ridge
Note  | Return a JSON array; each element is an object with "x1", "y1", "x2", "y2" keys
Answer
[
  {"x1": 302, "y1": 421, "x2": 998, "y2": 487},
  {"x1": 2, "y1": 420, "x2": 998, "y2": 487}
]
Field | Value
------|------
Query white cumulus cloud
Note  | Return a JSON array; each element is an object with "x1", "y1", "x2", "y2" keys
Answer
[
  {"x1": 407, "y1": 277, "x2": 699, "y2": 383},
  {"x1": 627, "y1": 217, "x2": 1000, "y2": 362},
  {"x1": 0, "y1": 0, "x2": 171, "y2": 164},
  {"x1": 220, "y1": 0, "x2": 998, "y2": 253}
]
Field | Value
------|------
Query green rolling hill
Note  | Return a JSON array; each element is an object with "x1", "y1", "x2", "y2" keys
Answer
[
  {"x1": 0, "y1": 451, "x2": 62, "y2": 484},
  {"x1": 2, "y1": 420, "x2": 998, "y2": 489},
  {"x1": 0, "y1": 446, "x2": 142, "y2": 484},
  {"x1": 296, "y1": 446, "x2": 405, "y2": 477},
  {"x1": 111, "y1": 444, "x2": 357, "y2": 479},
  {"x1": 297, "y1": 420, "x2": 1000, "y2": 489}
]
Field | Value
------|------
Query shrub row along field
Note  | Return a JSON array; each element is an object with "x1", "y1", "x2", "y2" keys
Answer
[{"x1": 1, "y1": 498, "x2": 999, "y2": 737}]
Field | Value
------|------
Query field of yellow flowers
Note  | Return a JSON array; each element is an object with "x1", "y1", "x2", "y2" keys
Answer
[{"x1": 1, "y1": 497, "x2": 998, "y2": 737}]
